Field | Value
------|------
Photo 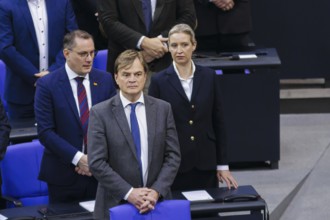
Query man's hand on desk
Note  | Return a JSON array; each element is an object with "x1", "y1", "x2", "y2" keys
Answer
[
  {"x1": 217, "y1": 170, "x2": 239, "y2": 189},
  {"x1": 76, "y1": 154, "x2": 92, "y2": 176},
  {"x1": 141, "y1": 37, "x2": 168, "y2": 59}
]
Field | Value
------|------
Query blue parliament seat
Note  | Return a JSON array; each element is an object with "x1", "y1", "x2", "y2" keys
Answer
[
  {"x1": 109, "y1": 200, "x2": 191, "y2": 220},
  {"x1": 0, "y1": 140, "x2": 48, "y2": 208},
  {"x1": 93, "y1": 49, "x2": 108, "y2": 71},
  {"x1": 0, "y1": 60, "x2": 7, "y2": 111}
]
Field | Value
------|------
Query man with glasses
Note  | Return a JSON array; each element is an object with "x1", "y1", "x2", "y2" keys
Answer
[{"x1": 34, "y1": 30, "x2": 117, "y2": 203}]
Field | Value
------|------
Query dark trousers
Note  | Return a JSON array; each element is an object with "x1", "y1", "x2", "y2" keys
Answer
[
  {"x1": 48, "y1": 175, "x2": 98, "y2": 204},
  {"x1": 172, "y1": 168, "x2": 218, "y2": 191}
]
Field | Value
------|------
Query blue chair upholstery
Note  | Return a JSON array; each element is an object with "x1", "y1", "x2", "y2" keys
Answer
[
  {"x1": 93, "y1": 49, "x2": 108, "y2": 71},
  {"x1": 0, "y1": 140, "x2": 48, "y2": 207},
  {"x1": 109, "y1": 200, "x2": 191, "y2": 220},
  {"x1": 0, "y1": 60, "x2": 7, "y2": 111}
]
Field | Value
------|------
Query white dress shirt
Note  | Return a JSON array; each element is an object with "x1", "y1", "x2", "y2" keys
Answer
[
  {"x1": 27, "y1": 0, "x2": 48, "y2": 71},
  {"x1": 120, "y1": 91, "x2": 149, "y2": 199},
  {"x1": 120, "y1": 91, "x2": 149, "y2": 186},
  {"x1": 137, "y1": 0, "x2": 157, "y2": 49},
  {"x1": 65, "y1": 63, "x2": 92, "y2": 165}
]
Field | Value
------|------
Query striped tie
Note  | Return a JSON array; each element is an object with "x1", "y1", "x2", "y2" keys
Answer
[{"x1": 75, "y1": 77, "x2": 89, "y2": 152}]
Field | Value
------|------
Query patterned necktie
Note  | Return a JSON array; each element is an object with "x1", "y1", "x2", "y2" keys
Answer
[
  {"x1": 75, "y1": 77, "x2": 89, "y2": 152},
  {"x1": 141, "y1": 0, "x2": 152, "y2": 33},
  {"x1": 129, "y1": 102, "x2": 143, "y2": 184}
]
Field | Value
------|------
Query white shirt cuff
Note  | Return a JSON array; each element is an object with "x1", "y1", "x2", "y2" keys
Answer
[
  {"x1": 217, "y1": 165, "x2": 229, "y2": 171},
  {"x1": 124, "y1": 187, "x2": 134, "y2": 200},
  {"x1": 72, "y1": 151, "x2": 84, "y2": 166},
  {"x1": 137, "y1": 36, "x2": 145, "y2": 50}
]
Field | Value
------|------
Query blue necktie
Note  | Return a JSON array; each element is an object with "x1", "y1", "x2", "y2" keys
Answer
[
  {"x1": 75, "y1": 77, "x2": 89, "y2": 152},
  {"x1": 141, "y1": 0, "x2": 152, "y2": 33},
  {"x1": 129, "y1": 103, "x2": 143, "y2": 184}
]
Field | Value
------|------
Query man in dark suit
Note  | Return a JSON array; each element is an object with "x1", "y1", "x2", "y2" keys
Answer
[
  {"x1": 88, "y1": 49, "x2": 181, "y2": 220},
  {"x1": 194, "y1": 0, "x2": 252, "y2": 52},
  {"x1": 34, "y1": 30, "x2": 117, "y2": 203},
  {"x1": 0, "y1": 99, "x2": 10, "y2": 160},
  {"x1": 0, "y1": 0, "x2": 77, "y2": 120},
  {"x1": 97, "y1": 0, "x2": 196, "y2": 75},
  {"x1": 70, "y1": 0, "x2": 107, "y2": 50}
]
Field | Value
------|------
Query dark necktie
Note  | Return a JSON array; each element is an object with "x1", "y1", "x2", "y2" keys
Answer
[
  {"x1": 75, "y1": 77, "x2": 89, "y2": 152},
  {"x1": 141, "y1": 0, "x2": 152, "y2": 33},
  {"x1": 129, "y1": 102, "x2": 143, "y2": 184}
]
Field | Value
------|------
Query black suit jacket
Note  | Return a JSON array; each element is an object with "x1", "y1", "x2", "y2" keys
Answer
[
  {"x1": 194, "y1": 0, "x2": 252, "y2": 36},
  {"x1": 70, "y1": 0, "x2": 107, "y2": 50},
  {"x1": 149, "y1": 64, "x2": 228, "y2": 172},
  {"x1": 0, "y1": 99, "x2": 10, "y2": 160},
  {"x1": 97, "y1": 0, "x2": 196, "y2": 73}
]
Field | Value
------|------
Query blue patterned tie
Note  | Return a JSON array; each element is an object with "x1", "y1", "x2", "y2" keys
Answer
[
  {"x1": 129, "y1": 102, "x2": 143, "y2": 184},
  {"x1": 141, "y1": 0, "x2": 152, "y2": 33},
  {"x1": 75, "y1": 77, "x2": 89, "y2": 152}
]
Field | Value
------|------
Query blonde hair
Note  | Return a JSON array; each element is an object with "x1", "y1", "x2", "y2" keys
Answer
[{"x1": 168, "y1": 23, "x2": 196, "y2": 45}]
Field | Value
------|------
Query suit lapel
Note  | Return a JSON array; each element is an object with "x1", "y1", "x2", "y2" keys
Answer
[
  {"x1": 191, "y1": 65, "x2": 204, "y2": 102},
  {"x1": 144, "y1": 96, "x2": 156, "y2": 168},
  {"x1": 45, "y1": 0, "x2": 55, "y2": 53},
  {"x1": 112, "y1": 95, "x2": 139, "y2": 161},
  {"x1": 19, "y1": 0, "x2": 38, "y2": 46},
  {"x1": 131, "y1": 0, "x2": 145, "y2": 28},
  {"x1": 153, "y1": 0, "x2": 164, "y2": 25},
  {"x1": 166, "y1": 65, "x2": 190, "y2": 102},
  {"x1": 89, "y1": 70, "x2": 101, "y2": 106},
  {"x1": 58, "y1": 68, "x2": 81, "y2": 123}
]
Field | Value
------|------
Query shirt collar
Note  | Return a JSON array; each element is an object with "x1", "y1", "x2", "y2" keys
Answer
[
  {"x1": 27, "y1": 0, "x2": 41, "y2": 5},
  {"x1": 119, "y1": 91, "x2": 145, "y2": 108},
  {"x1": 65, "y1": 63, "x2": 90, "y2": 81},
  {"x1": 173, "y1": 60, "x2": 196, "y2": 81}
]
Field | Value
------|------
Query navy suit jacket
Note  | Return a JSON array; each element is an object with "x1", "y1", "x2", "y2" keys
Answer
[
  {"x1": 35, "y1": 66, "x2": 117, "y2": 185},
  {"x1": 0, "y1": 0, "x2": 77, "y2": 105},
  {"x1": 149, "y1": 64, "x2": 228, "y2": 172}
]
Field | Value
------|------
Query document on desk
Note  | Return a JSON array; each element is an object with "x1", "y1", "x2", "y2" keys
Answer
[
  {"x1": 182, "y1": 190, "x2": 214, "y2": 202},
  {"x1": 79, "y1": 200, "x2": 95, "y2": 212},
  {"x1": 0, "y1": 213, "x2": 7, "y2": 220}
]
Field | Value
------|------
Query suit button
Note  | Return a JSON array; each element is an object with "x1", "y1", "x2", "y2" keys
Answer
[
  {"x1": 189, "y1": 120, "x2": 193, "y2": 125},
  {"x1": 191, "y1": 105, "x2": 195, "y2": 109},
  {"x1": 190, "y1": 136, "x2": 195, "y2": 141}
]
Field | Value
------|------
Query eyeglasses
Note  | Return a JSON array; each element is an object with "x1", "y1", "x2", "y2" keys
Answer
[{"x1": 68, "y1": 49, "x2": 98, "y2": 59}]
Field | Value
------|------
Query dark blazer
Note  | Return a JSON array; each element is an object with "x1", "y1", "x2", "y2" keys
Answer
[
  {"x1": 194, "y1": 0, "x2": 252, "y2": 36},
  {"x1": 88, "y1": 94, "x2": 181, "y2": 220},
  {"x1": 35, "y1": 66, "x2": 117, "y2": 186},
  {"x1": 70, "y1": 0, "x2": 107, "y2": 50},
  {"x1": 0, "y1": 0, "x2": 77, "y2": 106},
  {"x1": 97, "y1": 0, "x2": 196, "y2": 73},
  {"x1": 149, "y1": 64, "x2": 228, "y2": 172},
  {"x1": 0, "y1": 99, "x2": 10, "y2": 160}
]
